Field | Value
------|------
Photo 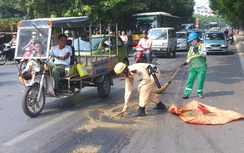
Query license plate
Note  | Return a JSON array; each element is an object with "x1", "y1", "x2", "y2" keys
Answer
[{"x1": 212, "y1": 47, "x2": 220, "y2": 50}]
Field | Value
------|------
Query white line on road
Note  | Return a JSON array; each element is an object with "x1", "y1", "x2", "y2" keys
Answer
[{"x1": 2, "y1": 111, "x2": 75, "y2": 146}]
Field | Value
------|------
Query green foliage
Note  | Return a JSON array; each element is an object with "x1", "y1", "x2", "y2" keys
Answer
[
  {"x1": 0, "y1": 18, "x2": 22, "y2": 31},
  {"x1": 193, "y1": 14, "x2": 226, "y2": 29},
  {"x1": 209, "y1": 0, "x2": 244, "y2": 24},
  {"x1": 1, "y1": 0, "x2": 195, "y2": 30}
]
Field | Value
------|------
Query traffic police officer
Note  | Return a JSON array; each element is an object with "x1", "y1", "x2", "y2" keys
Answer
[{"x1": 114, "y1": 62, "x2": 166, "y2": 117}]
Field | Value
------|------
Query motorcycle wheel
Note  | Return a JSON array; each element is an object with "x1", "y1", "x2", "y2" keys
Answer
[
  {"x1": 19, "y1": 61, "x2": 27, "y2": 71},
  {"x1": 22, "y1": 85, "x2": 46, "y2": 117},
  {"x1": 0, "y1": 54, "x2": 7, "y2": 65},
  {"x1": 97, "y1": 74, "x2": 111, "y2": 98}
]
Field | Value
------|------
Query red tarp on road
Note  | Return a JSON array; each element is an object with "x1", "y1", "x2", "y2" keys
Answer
[{"x1": 169, "y1": 100, "x2": 244, "y2": 125}]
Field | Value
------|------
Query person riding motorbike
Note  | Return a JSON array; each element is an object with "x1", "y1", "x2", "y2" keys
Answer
[
  {"x1": 134, "y1": 30, "x2": 152, "y2": 63},
  {"x1": 224, "y1": 28, "x2": 229, "y2": 38},
  {"x1": 228, "y1": 29, "x2": 234, "y2": 44},
  {"x1": 49, "y1": 34, "x2": 72, "y2": 95},
  {"x1": 22, "y1": 31, "x2": 37, "y2": 50},
  {"x1": 7, "y1": 32, "x2": 17, "y2": 59},
  {"x1": 114, "y1": 62, "x2": 166, "y2": 117}
]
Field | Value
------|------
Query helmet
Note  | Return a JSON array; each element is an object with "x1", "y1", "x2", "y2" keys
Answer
[
  {"x1": 114, "y1": 62, "x2": 127, "y2": 75},
  {"x1": 142, "y1": 30, "x2": 148, "y2": 34},
  {"x1": 187, "y1": 32, "x2": 199, "y2": 42},
  {"x1": 64, "y1": 30, "x2": 70, "y2": 34},
  {"x1": 32, "y1": 31, "x2": 37, "y2": 35},
  {"x1": 13, "y1": 32, "x2": 17, "y2": 35}
]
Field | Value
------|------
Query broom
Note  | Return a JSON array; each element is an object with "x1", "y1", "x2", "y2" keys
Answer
[{"x1": 111, "y1": 110, "x2": 126, "y2": 118}]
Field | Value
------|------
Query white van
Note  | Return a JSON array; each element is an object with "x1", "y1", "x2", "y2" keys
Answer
[
  {"x1": 148, "y1": 27, "x2": 177, "y2": 58},
  {"x1": 176, "y1": 31, "x2": 190, "y2": 51}
]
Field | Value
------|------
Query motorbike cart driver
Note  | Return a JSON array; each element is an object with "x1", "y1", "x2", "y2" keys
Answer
[
  {"x1": 114, "y1": 62, "x2": 166, "y2": 117},
  {"x1": 134, "y1": 30, "x2": 152, "y2": 63},
  {"x1": 49, "y1": 34, "x2": 72, "y2": 95}
]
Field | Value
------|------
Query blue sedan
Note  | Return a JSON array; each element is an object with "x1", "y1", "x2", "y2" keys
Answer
[{"x1": 202, "y1": 31, "x2": 229, "y2": 54}]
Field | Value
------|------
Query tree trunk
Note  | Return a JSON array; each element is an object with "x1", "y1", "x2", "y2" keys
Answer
[{"x1": 238, "y1": 21, "x2": 244, "y2": 35}]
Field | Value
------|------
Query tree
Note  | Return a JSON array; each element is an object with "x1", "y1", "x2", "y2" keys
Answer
[
  {"x1": 0, "y1": 0, "x2": 195, "y2": 30},
  {"x1": 209, "y1": 0, "x2": 244, "y2": 31},
  {"x1": 193, "y1": 14, "x2": 225, "y2": 29}
]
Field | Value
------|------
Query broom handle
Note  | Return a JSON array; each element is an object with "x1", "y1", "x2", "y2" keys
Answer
[{"x1": 168, "y1": 56, "x2": 189, "y2": 82}]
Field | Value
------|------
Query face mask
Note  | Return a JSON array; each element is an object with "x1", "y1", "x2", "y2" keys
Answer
[
  {"x1": 32, "y1": 36, "x2": 36, "y2": 39},
  {"x1": 191, "y1": 41, "x2": 196, "y2": 46}
]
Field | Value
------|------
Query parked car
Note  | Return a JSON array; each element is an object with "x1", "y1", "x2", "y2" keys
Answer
[
  {"x1": 73, "y1": 34, "x2": 129, "y2": 65},
  {"x1": 148, "y1": 27, "x2": 177, "y2": 58},
  {"x1": 202, "y1": 31, "x2": 229, "y2": 54},
  {"x1": 176, "y1": 31, "x2": 190, "y2": 51}
]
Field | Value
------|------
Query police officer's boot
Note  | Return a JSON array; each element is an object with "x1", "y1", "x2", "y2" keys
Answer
[
  {"x1": 132, "y1": 107, "x2": 146, "y2": 117},
  {"x1": 153, "y1": 101, "x2": 166, "y2": 109}
]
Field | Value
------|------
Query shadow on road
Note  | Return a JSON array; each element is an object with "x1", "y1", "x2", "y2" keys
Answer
[{"x1": 205, "y1": 90, "x2": 235, "y2": 97}]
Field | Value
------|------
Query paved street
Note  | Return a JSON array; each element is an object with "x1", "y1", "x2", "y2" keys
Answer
[{"x1": 1, "y1": 39, "x2": 244, "y2": 153}]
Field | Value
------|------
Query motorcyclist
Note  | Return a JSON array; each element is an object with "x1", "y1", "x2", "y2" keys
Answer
[
  {"x1": 134, "y1": 30, "x2": 152, "y2": 63},
  {"x1": 224, "y1": 28, "x2": 229, "y2": 38},
  {"x1": 114, "y1": 62, "x2": 166, "y2": 117},
  {"x1": 6, "y1": 32, "x2": 17, "y2": 59},
  {"x1": 228, "y1": 29, "x2": 234, "y2": 44},
  {"x1": 22, "y1": 31, "x2": 37, "y2": 50}
]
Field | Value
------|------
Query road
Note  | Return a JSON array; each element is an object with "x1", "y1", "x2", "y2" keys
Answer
[{"x1": 1, "y1": 43, "x2": 244, "y2": 153}]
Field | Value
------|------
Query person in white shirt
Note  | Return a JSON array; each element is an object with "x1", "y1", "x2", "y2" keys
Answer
[
  {"x1": 120, "y1": 31, "x2": 128, "y2": 44},
  {"x1": 120, "y1": 31, "x2": 129, "y2": 53},
  {"x1": 134, "y1": 30, "x2": 152, "y2": 63},
  {"x1": 49, "y1": 34, "x2": 72, "y2": 94}
]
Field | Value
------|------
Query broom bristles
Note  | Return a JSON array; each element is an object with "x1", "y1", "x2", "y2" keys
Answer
[
  {"x1": 111, "y1": 111, "x2": 126, "y2": 118},
  {"x1": 152, "y1": 82, "x2": 170, "y2": 94}
]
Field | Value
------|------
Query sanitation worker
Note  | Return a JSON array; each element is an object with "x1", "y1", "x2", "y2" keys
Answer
[
  {"x1": 181, "y1": 32, "x2": 207, "y2": 99},
  {"x1": 114, "y1": 62, "x2": 166, "y2": 117}
]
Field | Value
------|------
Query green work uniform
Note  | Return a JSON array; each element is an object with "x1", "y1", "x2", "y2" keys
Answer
[{"x1": 184, "y1": 43, "x2": 207, "y2": 96}]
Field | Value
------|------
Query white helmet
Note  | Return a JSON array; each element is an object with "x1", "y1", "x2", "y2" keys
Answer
[
  {"x1": 114, "y1": 62, "x2": 127, "y2": 75},
  {"x1": 32, "y1": 31, "x2": 37, "y2": 35}
]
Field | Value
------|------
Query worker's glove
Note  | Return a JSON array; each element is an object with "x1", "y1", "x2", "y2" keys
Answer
[
  {"x1": 181, "y1": 62, "x2": 187, "y2": 67},
  {"x1": 193, "y1": 46, "x2": 198, "y2": 53}
]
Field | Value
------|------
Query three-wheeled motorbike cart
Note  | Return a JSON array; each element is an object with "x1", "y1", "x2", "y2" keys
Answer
[{"x1": 15, "y1": 16, "x2": 123, "y2": 117}]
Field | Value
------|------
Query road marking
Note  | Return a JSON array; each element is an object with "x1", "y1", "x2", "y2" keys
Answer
[{"x1": 2, "y1": 111, "x2": 75, "y2": 146}]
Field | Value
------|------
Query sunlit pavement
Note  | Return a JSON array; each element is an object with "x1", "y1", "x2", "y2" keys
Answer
[{"x1": 234, "y1": 34, "x2": 244, "y2": 51}]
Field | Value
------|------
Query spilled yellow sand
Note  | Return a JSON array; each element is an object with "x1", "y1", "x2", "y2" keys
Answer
[
  {"x1": 75, "y1": 101, "x2": 145, "y2": 133},
  {"x1": 72, "y1": 145, "x2": 102, "y2": 153}
]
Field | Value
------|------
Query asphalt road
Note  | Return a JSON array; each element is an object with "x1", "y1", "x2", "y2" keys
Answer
[{"x1": 1, "y1": 43, "x2": 244, "y2": 153}]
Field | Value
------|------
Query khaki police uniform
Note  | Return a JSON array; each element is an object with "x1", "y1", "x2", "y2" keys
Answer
[{"x1": 124, "y1": 63, "x2": 161, "y2": 107}]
